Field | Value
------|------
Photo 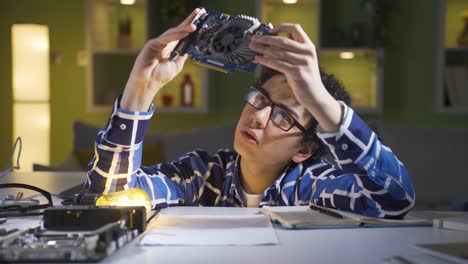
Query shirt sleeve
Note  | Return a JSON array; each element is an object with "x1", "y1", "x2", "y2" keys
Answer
[
  {"x1": 84, "y1": 96, "x2": 154, "y2": 194},
  {"x1": 307, "y1": 103, "x2": 415, "y2": 218},
  {"x1": 84, "y1": 96, "x2": 232, "y2": 209}
]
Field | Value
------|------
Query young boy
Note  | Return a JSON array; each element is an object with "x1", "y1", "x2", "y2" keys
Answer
[{"x1": 84, "y1": 9, "x2": 415, "y2": 218}]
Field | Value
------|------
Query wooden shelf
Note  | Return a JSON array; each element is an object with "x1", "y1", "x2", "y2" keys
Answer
[
  {"x1": 445, "y1": 47, "x2": 468, "y2": 52},
  {"x1": 437, "y1": 0, "x2": 468, "y2": 114},
  {"x1": 85, "y1": 0, "x2": 208, "y2": 113}
]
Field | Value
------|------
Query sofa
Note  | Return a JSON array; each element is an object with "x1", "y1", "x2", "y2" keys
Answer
[
  {"x1": 375, "y1": 122, "x2": 468, "y2": 209},
  {"x1": 35, "y1": 120, "x2": 236, "y2": 171}
]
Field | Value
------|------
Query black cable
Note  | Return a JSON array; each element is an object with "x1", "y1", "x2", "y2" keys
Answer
[
  {"x1": 0, "y1": 137, "x2": 22, "y2": 177},
  {"x1": 146, "y1": 208, "x2": 161, "y2": 224},
  {"x1": 0, "y1": 183, "x2": 53, "y2": 217}
]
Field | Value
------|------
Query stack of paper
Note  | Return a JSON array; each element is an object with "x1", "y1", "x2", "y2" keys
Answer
[{"x1": 140, "y1": 207, "x2": 278, "y2": 246}]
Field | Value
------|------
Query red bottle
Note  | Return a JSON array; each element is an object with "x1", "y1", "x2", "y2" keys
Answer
[{"x1": 180, "y1": 74, "x2": 194, "y2": 107}]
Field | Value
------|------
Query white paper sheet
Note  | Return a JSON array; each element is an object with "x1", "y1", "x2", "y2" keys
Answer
[{"x1": 140, "y1": 210, "x2": 278, "y2": 246}]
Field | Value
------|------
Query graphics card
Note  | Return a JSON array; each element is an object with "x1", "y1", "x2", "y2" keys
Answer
[{"x1": 170, "y1": 10, "x2": 273, "y2": 73}]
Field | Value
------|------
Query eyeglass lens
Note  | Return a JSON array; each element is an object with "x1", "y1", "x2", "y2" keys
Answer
[{"x1": 246, "y1": 88, "x2": 295, "y2": 131}]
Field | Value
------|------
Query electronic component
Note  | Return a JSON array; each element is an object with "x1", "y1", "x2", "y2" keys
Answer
[
  {"x1": 0, "y1": 222, "x2": 138, "y2": 262},
  {"x1": 0, "y1": 183, "x2": 53, "y2": 217},
  {"x1": 43, "y1": 205, "x2": 147, "y2": 233},
  {"x1": 73, "y1": 189, "x2": 152, "y2": 215},
  {"x1": 0, "y1": 206, "x2": 149, "y2": 262},
  {"x1": 0, "y1": 194, "x2": 39, "y2": 208},
  {"x1": 170, "y1": 9, "x2": 273, "y2": 73}
]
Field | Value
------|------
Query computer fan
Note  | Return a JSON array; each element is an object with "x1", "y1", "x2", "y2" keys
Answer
[{"x1": 170, "y1": 10, "x2": 272, "y2": 73}]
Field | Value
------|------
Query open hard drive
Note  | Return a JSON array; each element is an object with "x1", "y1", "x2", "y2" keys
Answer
[
  {"x1": 170, "y1": 9, "x2": 273, "y2": 73},
  {"x1": 0, "y1": 223, "x2": 138, "y2": 262},
  {"x1": 0, "y1": 206, "x2": 147, "y2": 262}
]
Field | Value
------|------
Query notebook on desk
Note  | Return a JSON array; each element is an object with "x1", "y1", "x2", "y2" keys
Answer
[
  {"x1": 433, "y1": 212, "x2": 468, "y2": 232},
  {"x1": 262, "y1": 205, "x2": 432, "y2": 229},
  {"x1": 416, "y1": 241, "x2": 468, "y2": 264}
]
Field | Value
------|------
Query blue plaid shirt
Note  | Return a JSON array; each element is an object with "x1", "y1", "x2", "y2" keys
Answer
[{"x1": 85, "y1": 97, "x2": 415, "y2": 218}]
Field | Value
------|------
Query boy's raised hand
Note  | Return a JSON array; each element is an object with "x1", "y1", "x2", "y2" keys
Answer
[
  {"x1": 249, "y1": 23, "x2": 342, "y2": 133},
  {"x1": 121, "y1": 8, "x2": 203, "y2": 111}
]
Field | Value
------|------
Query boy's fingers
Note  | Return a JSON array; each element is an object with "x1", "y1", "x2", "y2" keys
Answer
[
  {"x1": 250, "y1": 43, "x2": 306, "y2": 64},
  {"x1": 152, "y1": 25, "x2": 195, "y2": 47},
  {"x1": 255, "y1": 55, "x2": 293, "y2": 74},
  {"x1": 174, "y1": 54, "x2": 188, "y2": 70},
  {"x1": 251, "y1": 35, "x2": 308, "y2": 54},
  {"x1": 179, "y1": 8, "x2": 204, "y2": 27},
  {"x1": 270, "y1": 23, "x2": 313, "y2": 45}
]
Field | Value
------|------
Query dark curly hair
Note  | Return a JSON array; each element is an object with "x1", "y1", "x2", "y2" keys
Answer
[{"x1": 254, "y1": 66, "x2": 351, "y2": 159}]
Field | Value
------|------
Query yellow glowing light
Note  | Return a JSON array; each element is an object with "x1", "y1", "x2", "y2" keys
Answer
[
  {"x1": 12, "y1": 24, "x2": 50, "y2": 171},
  {"x1": 13, "y1": 104, "x2": 50, "y2": 170},
  {"x1": 339, "y1": 52, "x2": 355, "y2": 60},
  {"x1": 12, "y1": 24, "x2": 49, "y2": 101},
  {"x1": 282, "y1": 0, "x2": 298, "y2": 4},
  {"x1": 96, "y1": 189, "x2": 152, "y2": 213}
]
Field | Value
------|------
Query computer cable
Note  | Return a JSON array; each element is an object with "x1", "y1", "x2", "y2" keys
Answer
[
  {"x1": 0, "y1": 183, "x2": 53, "y2": 217},
  {"x1": 0, "y1": 137, "x2": 22, "y2": 178}
]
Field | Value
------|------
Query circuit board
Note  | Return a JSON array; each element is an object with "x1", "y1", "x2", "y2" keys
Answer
[{"x1": 170, "y1": 10, "x2": 273, "y2": 73}]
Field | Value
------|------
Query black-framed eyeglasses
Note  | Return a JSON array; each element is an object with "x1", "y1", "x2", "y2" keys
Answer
[{"x1": 244, "y1": 86, "x2": 308, "y2": 135}]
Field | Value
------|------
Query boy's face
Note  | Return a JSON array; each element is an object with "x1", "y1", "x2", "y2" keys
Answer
[{"x1": 234, "y1": 75, "x2": 312, "y2": 166}]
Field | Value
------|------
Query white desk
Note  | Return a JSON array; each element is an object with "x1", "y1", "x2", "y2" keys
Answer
[
  {"x1": 1, "y1": 172, "x2": 468, "y2": 264},
  {"x1": 101, "y1": 207, "x2": 468, "y2": 264}
]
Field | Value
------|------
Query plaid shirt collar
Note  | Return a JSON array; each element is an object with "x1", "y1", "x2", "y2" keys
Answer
[{"x1": 228, "y1": 153, "x2": 294, "y2": 207}]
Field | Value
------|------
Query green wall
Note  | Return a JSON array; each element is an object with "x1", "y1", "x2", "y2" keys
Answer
[
  {"x1": 0, "y1": 1, "x2": 14, "y2": 170},
  {"x1": 1, "y1": 0, "x2": 467, "y2": 168}
]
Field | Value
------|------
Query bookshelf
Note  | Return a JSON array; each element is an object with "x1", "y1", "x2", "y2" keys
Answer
[
  {"x1": 85, "y1": 0, "x2": 208, "y2": 113},
  {"x1": 258, "y1": 0, "x2": 383, "y2": 112},
  {"x1": 437, "y1": 0, "x2": 468, "y2": 113}
]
